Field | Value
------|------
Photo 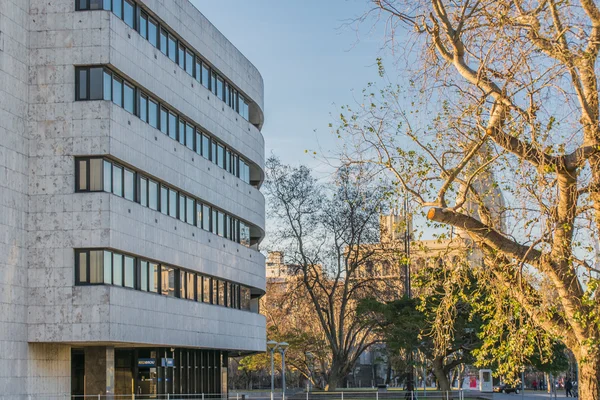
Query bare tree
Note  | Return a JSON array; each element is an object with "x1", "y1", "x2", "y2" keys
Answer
[
  {"x1": 264, "y1": 157, "x2": 392, "y2": 390},
  {"x1": 334, "y1": 1, "x2": 600, "y2": 398}
]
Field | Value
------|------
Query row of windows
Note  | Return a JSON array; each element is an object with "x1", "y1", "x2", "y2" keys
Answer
[
  {"x1": 76, "y1": 249, "x2": 253, "y2": 310},
  {"x1": 76, "y1": 0, "x2": 251, "y2": 121},
  {"x1": 76, "y1": 66, "x2": 252, "y2": 185},
  {"x1": 76, "y1": 157, "x2": 253, "y2": 246}
]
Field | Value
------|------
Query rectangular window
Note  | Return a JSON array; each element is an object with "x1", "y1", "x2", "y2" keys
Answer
[
  {"x1": 217, "y1": 211, "x2": 224, "y2": 237},
  {"x1": 180, "y1": 271, "x2": 186, "y2": 299},
  {"x1": 202, "y1": 63, "x2": 210, "y2": 89},
  {"x1": 124, "y1": 255, "x2": 135, "y2": 288},
  {"x1": 233, "y1": 154, "x2": 239, "y2": 177},
  {"x1": 217, "y1": 144, "x2": 225, "y2": 169},
  {"x1": 195, "y1": 132, "x2": 202, "y2": 155},
  {"x1": 161, "y1": 265, "x2": 175, "y2": 297},
  {"x1": 186, "y1": 197, "x2": 194, "y2": 225},
  {"x1": 112, "y1": 164, "x2": 123, "y2": 197},
  {"x1": 90, "y1": 0, "x2": 104, "y2": 10},
  {"x1": 112, "y1": 0, "x2": 122, "y2": 19},
  {"x1": 211, "y1": 141, "x2": 217, "y2": 163},
  {"x1": 149, "y1": 262, "x2": 159, "y2": 293},
  {"x1": 203, "y1": 277, "x2": 211, "y2": 303},
  {"x1": 160, "y1": 29, "x2": 168, "y2": 55},
  {"x1": 217, "y1": 76, "x2": 224, "y2": 102},
  {"x1": 212, "y1": 279, "x2": 218, "y2": 305},
  {"x1": 148, "y1": 180, "x2": 158, "y2": 210},
  {"x1": 218, "y1": 280, "x2": 225, "y2": 306},
  {"x1": 123, "y1": 0, "x2": 135, "y2": 28},
  {"x1": 78, "y1": 69, "x2": 88, "y2": 100},
  {"x1": 187, "y1": 272, "x2": 195, "y2": 300},
  {"x1": 240, "y1": 222, "x2": 250, "y2": 247},
  {"x1": 169, "y1": 188, "x2": 177, "y2": 218},
  {"x1": 124, "y1": 82, "x2": 135, "y2": 114},
  {"x1": 186, "y1": 123, "x2": 194, "y2": 150},
  {"x1": 139, "y1": 94, "x2": 147, "y2": 122},
  {"x1": 196, "y1": 203, "x2": 203, "y2": 229},
  {"x1": 90, "y1": 158, "x2": 102, "y2": 191},
  {"x1": 225, "y1": 83, "x2": 231, "y2": 107},
  {"x1": 89, "y1": 67, "x2": 103, "y2": 100},
  {"x1": 124, "y1": 169, "x2": 135, "y2": 201},
  {"x1": 140, "y1": 260, "x2": 148, "y2": 291},
  {"x1": 78, "y1": 160, "x2": 88, "y2": 191},
  {"x1": 103, "y1": 70, "x2": 112, "y2": 101},
  {"x1": 78, "y1": 251, "x2": 88, "y2": 283},
  {"x1": 148, "y1": 99, "x2": 158, "y2": 128},
  {"x1": 168, "y1": 112, "x2": 177, "y2": 141},
  {"x1": 211, "y1": 71, "x2": 217, "y2": 95},
  {"x1": 178, "y1": 120, "x2": 185, "y2": 145},
  {"x1": 103, "y1": 160, "x2": 112, "y2": 192},
  {"x1": 89, "y1": 250, "x2": 103, "y2": 284},
  {"x1": 185, "y1": 51, "x2": 194, "y2": 76},
  {"x1": 103, "y1": 0, "x2": 110, "y2": 10},
  {"x1": 112, "y1": 77, "x2": 123, "y2": 107},
  {"x1": 227, "y1": 282, "x2": 232, "y2": 307},
  {"x1": 168, "y1": 34, "x2": 177, "y2": 63},
  {"x1": 202, "y1": 204, "x2": 210, "y2": 231},
  {"x1": 225, "y1": 215, "x2": 231, "y2": 240},
  {"x1": 195, "y1": 60, "x2": 202, "y2": 83},
  {"x1": 140, "y1": 177, "x2": 148, "y2": 207},
  {"x1": 225, "y1": 149, "x2": 231, "y2": 173},
  {"x1": 139, "y1": 12, "x2": 148, "y2": 39},
  {"x1": 212, "y1": 209, "x2": 218, "y2": 235},
  {"x1": 113, "y1": 253, "x2": 123, "y2": 286},
  {"x1": 178, "y1": 45, "x2": 185, "y2": 69},
  {"x1": 160, "y1": 185, "x2": 168, "y2": 215},
  {"x1": 197, "y1": 275, "x2": 203, "y2": 302},
  {"x1": 178, "y1": 194, "x2": 186, "y2": 222},
  {"x1": 160, "y1": 107, "x2": 168, "y2": 135},
  {"x1": 201, "y1": 134, "x2": 210, "y2": 159},
  {"x1": 103, "y1": 250, "x2": 112, "y2": 284},
  {"x1": 148, "y1": 18, "x2": 158, "y2": 47}
]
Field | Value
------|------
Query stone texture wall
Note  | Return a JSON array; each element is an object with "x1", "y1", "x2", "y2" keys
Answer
[{"x1": 0, "y1": 0, "x2": 31, "y2": 398}]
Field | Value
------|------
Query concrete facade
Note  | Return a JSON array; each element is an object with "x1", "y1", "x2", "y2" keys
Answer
[{"x1": 0, "y1": 0, "x2": 266, "y2": 398}]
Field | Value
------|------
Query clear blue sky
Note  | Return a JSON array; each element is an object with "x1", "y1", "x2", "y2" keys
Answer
[{"x1": 192, "y1": 0, "x2": 387, "y2": 174}]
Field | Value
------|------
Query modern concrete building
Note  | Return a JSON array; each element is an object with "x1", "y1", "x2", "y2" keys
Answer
[{"x1": 0, "y1": 0, "x2": 266, "y2": 397}]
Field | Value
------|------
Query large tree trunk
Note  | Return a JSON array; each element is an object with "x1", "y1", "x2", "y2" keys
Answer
[
  {"x1": 325, "y1": 361, "x2": 344, "y2": 391},
  {"x1": 578, "y1": 352, "x2": 600, "y2": 400},
  {"x1": 431, "y1": 356, "x2": 451, "y2": 393}
]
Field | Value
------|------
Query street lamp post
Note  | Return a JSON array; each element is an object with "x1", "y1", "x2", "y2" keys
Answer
[
  {"x1": 267, "y1": 340, "x2": 278, "y2": 400},
  {"x1": 279, "y1": 342, "x2": 289, "y2": 400},
  {"x1": 306, "y1": 352, "x2": 314, "y2": 392}
]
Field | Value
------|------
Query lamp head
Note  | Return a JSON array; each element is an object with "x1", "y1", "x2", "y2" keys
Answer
[
  {"x1": 278, "y1": 342, "x2": 289, "y2": 351},
  {"x1": 267, "y1": 340, "x2": 278, "y2": 350}
]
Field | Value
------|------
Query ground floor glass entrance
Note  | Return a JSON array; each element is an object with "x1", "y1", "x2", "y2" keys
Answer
[{"x1": 71, "y1": 347, "x2": 228, "y2": 397}]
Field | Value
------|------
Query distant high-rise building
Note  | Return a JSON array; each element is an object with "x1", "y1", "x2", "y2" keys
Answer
[{"x1": 0, "y1": 1, "x2": 266, "y2": 397}]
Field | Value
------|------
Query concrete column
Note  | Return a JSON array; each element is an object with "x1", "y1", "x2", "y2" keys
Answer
[{"x1": 84, "y1": 346, "x2": 115, "y2": 396}]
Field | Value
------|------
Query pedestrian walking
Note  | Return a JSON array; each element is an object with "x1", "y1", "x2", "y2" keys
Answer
[
  {"x1": 532, "y1": 380, "x2": 538, "y2": 391},
  {"x1": 565, "y1": 377, "x2": 573, "y2": 397}
]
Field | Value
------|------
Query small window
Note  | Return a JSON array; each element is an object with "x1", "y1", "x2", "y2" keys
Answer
[
  {"x1": 148, "y1": 99, "x2": 158, "y2": 128},
  {"x1": 139, "y1": 94, "x2": 148, "y2": 122},
  {"x1": 103, "y1": 0, "x2": 110, "y2": 10},
  {"x1": 148, "y1": 18, "x2": 158, "y2": 47},
  {"x1": 217, "y1": 76, "x2": 224, "y2": 102},
  {"x1": 112, "y1": 164, "x2": 123, "y2": 197},
  {"x1": 211, "y1": 141, "x2": 217, "y2": 163},
  {"x1": 124, "y1": 256, "x2": 135, "y2": 288},
  {"x1": 196, "y1": 275, "x2": 203, "y2": 302},
  {"x1": 140, "y1": 177, "x2": 148, "y2": 207},
  {"x1": 178, "y1": 120, "x2": 185, "y2": 145},
  {"x1": 201, "y1": 134, "x2": 210, "y2": 159},
  {"x1": 168, "y1": 112, "x2": 177, "y2": 141},
  {"x1": 225, "y1": 149, "x2": 231, "y2": 173},
  {"x1": 185, "y1": 51, "x2": 194, "y2": 76},
  {"x1": 77, "y1": 251, "x2": 88, "y2": 284},
  {"x1": 178, "y1": 194, "x2": 186, "y2": 222},
  {"x1": 212, "y1": 209, "x2": 218, "y2": 235},
  {"x1": 225, "y1": 83, "x2": 231, "y2": 107},
  {"x1": 89, "y1": 67, "x2": 103, "y2": 100},
  {"x1": 103, "y1": 250, "x2": 112, "y2": 284},
  {"x1": 196, "y1": 202, "x2": 203, "y2": 228},
  {"x1": 211, "y1": 71, "x2": 217, "y2": 95},
  {"x1": 186, "y1": 123, "x2": 194, "y2": 150},
  {"x1": 186, "y1": 197, "x2": 194, "y2": 225},
  {"x1": 233, "y1": 154, "x2": 238, "y2": 177},
  {"x1": 195, "y1": 132, "x2": 202, "y2": 155},
  {"x1": 113, "y1": 253, "x2": 123, "y2": 286},
  {"x1": 212, "y1": 279, "x2": 218, "y2": 305},
  {"x1": 89, "y1": 250, "x2": 104, "y2": 284},
  {"x1": 161, "y1": 265, "x2": 176, "y2": 297},
  {"x1": 160, "y1": 185, "x2": 168, "y2": 215},
  {"x1": 112, "y1": 77, "x2": 123, "y2": 107},
  {"x1": 160, "y1": 107, "x2": 168, "y2": 135},
  {"x1": 186, "y1": 272, "x2": 195, "y2": 300},
  {"x1": 123, "y1": 82, "x2": 135, "y2": 114},
  {"x1": 217, "y1": 144, "x2": 225, "y2": 169},
  {"x1": 112, "y1": 0, "x2": 122, "y2": 19},
  {"x1": 90, "y1": 0, "x2": 104, "y2": 10},
  {"x1": 168, "y1": 188, "x2": 177, "y2": 218},
  {"x1": 124, "y1": 169, "x2": 135, "y2": 201},
  {"x1": 123, "y1": 0, "x2": 135, "y2": 28},
  {"x1": 202, "y1": 204, "x2": 210, "y2": 231},
  {"x1": 201, "y1": 63, "x2": 210, "y2": 89},
  {"x1": 103, "y1": 160, "x2": 112, "y2": 192},
  {"x1": 195, "y1": 60, "x2": 201, "y2": 83},
  {"x1": 178, "y1": 45, "x2": 185, "y2": 69},
  {"x1": 148, "y1": 180, "x2": 158, "y2": 210},
  {"x1": 90, "y1": 158, "x2": 103, "y2": 191},
  {"x1": 78, "y1": 159, "x2": 88, "y2": 191},
  {"x1": 160, "y1": 29, "x2": 168, "y2": 55},
  {"x1": 203, "y1": 277, "x2": 211, "y2": 303},
  {"x1": 168, "y1": 34, "x2": 177, "y2": 63},
  {"x1": 103, "y1": 70, "x2": 112, "y2": 101},
  {"x1": 218, "y1": 280, "x2": 225, "y2": 305},
  {"x1": 139, "y1": 12, "x2": 148, "y2": 39},
  {"x1": 78, "y1": 69, "x2": 88, "y2": 100},
  {"x1": 225, "y1": 215, "x2": 231, "y2": 240},
  {"x1": 140, "y1": 261, "x2": 149, "y2": 291},
  {"x1": 217, "y1": 211, "x2": 224, "y2": 237},
  {"x1": 149, "y1": 262, "x2": 159, "y2": 293}
]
